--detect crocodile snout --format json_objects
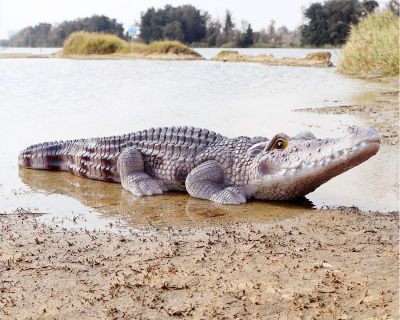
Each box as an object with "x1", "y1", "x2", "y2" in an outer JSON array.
[{"x1": 348, "y1": 126, "x2": 381, "y2": 144}]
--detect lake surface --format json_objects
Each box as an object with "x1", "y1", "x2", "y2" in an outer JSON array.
[{"x1": 0, "y1": 48, "x2": 398, "y2": 228}]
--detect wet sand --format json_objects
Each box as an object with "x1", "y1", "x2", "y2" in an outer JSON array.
[
  {"x1": 1, "y1": 209, "x2": 398, "y2": 320},
  {"x1": 211, "y1": 50, "x2": 333, "y2": 67}
]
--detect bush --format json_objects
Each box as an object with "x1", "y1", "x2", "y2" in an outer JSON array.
[
  {"x1": 63, "y1": 32, "x2": 126, "y2": 55},
  {"x1": 338, "y1": 11, "x2": 399, "y2": 77},
  {"x1": 63, "y1": 32, "x2": 200, "y2": 57},
  {"x1": 145, "y1": 41, "x2": 200, "y2": 56}
]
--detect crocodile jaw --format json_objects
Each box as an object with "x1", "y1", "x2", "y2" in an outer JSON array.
[{"x1": 248, "y1": 127, "x2": 381, "y2": 201}]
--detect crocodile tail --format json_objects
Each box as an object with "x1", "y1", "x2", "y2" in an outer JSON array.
[{"x1": 18, "y1": 141, "x2": 65, "y2": 170}]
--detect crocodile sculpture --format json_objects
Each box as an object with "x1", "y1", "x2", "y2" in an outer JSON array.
[{"x1": 18, "y1": 126, "x2": 380, "y2": 205}]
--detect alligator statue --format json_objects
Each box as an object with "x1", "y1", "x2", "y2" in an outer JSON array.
[{"x1": 18, "y1": 126, "x2": 380, "y2": 205}]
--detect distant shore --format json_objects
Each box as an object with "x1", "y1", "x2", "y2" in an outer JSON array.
[
  {"x1": 211, "y1": 50, "x2": 334, "y2": 67},
  {"x1": 0, "y1": 51, "x2": 203, "y2": 61}
]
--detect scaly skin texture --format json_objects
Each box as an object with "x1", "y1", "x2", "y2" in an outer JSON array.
[{"x1": 19, "y1": 126, "x2": 381, "y2": 205}]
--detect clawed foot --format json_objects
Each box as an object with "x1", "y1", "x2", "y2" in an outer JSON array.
[
  {"x1": 122, "y1": 175, "x2": 163, "y2": 196},
  {"x1": 210, "y1": 186, "x2": 247, "y2": 205}
]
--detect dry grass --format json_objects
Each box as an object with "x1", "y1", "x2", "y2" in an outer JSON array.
[
  {"x1": 338, "y1": 11, "x2": 399, "y2": 77},
  {"x1": 63, "y1": 32, "x2": 201, "y2": 58},
  {"x1": 63, "y1": 32, "x2": 126, "y2": 55}
]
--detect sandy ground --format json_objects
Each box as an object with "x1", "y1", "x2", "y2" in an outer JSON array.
[
  {"x1": 211, "y1": 51, "x2": 333, "y2": 67},
  {"x1": 0, "y1": 209, "x2": 398, "y2": 320}
]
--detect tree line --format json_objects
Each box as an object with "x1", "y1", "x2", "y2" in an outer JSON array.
[
  {"x1": 139, "y1": 5, "x2": 300, "y2": 47},
  {"x1": 2, "y1": 15, "x2": 124, "y2": 47},
  {"x1": 1, "y1": 0, "x2": 398, "y2": 48}
]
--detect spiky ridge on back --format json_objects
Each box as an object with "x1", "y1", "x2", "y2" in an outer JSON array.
[{"x1": 19, "y1": 126, "x2": 224, "y2": 183}]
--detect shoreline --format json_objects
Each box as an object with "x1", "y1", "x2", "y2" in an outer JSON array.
[
  {"x1": 211, "y1": 50, "x2": 334, "y2": 68},
  {"x1": 0, "y1": 52, "x2": 204, "y2": 61},
  {"x1": 1, "y1": 209, "x2": 398, "y2": 319}
]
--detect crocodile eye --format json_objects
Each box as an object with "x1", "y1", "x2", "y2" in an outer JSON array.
[{"x1": 273, "y1": 138, "x2": 287, "y2": 150}]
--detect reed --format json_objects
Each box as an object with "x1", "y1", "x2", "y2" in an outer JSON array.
[
  {"x1": 63, "y1": 32, "x2": 200, "y2": 58},
  {"x1": 338, "y1": 11, "x2": 399, "y2": 77},
  {"x1": 63, "y1": 32, "x2": 126, "y2": 55}
]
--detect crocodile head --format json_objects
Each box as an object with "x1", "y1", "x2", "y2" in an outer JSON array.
[{"x1": 248, "y1": 126, "x2": 381, "y2": 200}]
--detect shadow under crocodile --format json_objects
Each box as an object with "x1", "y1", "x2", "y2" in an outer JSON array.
[{"x1": 18, "y1": 168, "x2": 314, "y2": 227}]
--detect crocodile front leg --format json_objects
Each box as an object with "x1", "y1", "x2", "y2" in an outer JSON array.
[
  {"x1": 117, "y1": 147, "x2": 163, "y2": 196},
  {"x1": 185, "y1": 160, "x2": 247, "y2": 205}
]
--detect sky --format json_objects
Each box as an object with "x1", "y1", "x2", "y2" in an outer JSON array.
[{"x1": 0, "y1": 0, "x2": 389, "y2": 39}]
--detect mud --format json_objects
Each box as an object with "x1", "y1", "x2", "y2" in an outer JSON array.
[
  {"x1": 58, "y1": 52, "x2": 204, "y2": 61},
  {"x1": 211, "y1": 50, "x2": 333, "y2": 67},
  {"x1": 0, "y1": 209, "x2": 398, "y2": 320}
]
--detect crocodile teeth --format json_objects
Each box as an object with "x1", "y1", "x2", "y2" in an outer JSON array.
[{"x1": 280, "y1": 169, "x2": 288, "y2": 176}]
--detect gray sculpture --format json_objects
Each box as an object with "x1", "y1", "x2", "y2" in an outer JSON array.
[{"x1": 19, "y1": 126, "x2": 380, "y2": 205}]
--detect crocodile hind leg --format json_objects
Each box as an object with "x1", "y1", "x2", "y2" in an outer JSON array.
[
  {"x1": 117, "y1": 147, "x2": 163, "y2": 196},
  {"x1": 185, "y1": 160, "x2": 247, "y2": 205}
]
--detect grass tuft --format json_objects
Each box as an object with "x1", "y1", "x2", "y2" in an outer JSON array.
[
  {"x1": 338, "y1": 11, "x2": 399, "y2": 77},
  {"x1": 63, "y1": 32, "x2": 126, "y2": 55},
  {"x1": 145, "y1": 41, "x2": 201, "y2": 56},
  {"x1": 63, "y1": 32, "x2": 200, "y2": 58}
]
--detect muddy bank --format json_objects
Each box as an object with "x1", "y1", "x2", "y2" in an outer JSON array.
[
  {"x1": 1, "y1": 209, "x2": 398, "y2": 320},
  {"x1": 58, "y1": 52, "x2": 203, "y2": 61},
  {"x1": 0, "y1": 52, "x2": 203, "y2": 61},
  {"x1": 211, "y1": 50, "x2": 333, "y2": 67}
]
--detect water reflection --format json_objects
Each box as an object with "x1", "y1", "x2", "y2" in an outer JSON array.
[
  {"x1": 1, "y1": 51, "x2": 397, "y2": 226},
  {"x1": 19, "y1": 168, "x2": 313, "y2": 227}
]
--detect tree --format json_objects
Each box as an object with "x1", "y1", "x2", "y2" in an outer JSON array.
[
  {"x1": 8, "y1": 15, "x2": 124, "y2": 47},
  {"x1": 387, "y1": 0, "x2": 399, "y2": 15},
  {"x1": 301, "y1": 2, "x2": 330, "y2": 46},
  {"x1": 362, "y1": 0, "x2": 379, "y2": 14},
  {"x1": 163, "y1": 21, "x2": 184, "y2": 41},
  {"x1": 236, "y1": 24, "x2": 254, "y2": 47},
  {"x1": 139, "y1": 5, "x2": 207, "y2": 44},
  {"x1": 223, "y1": 10, "x2": 235, "y2": 42},
  {"x1": 267, "y1": 20, "x2": 278, "y2": 43},
  {"x1": 205, "y1": 19, "x2": 222, "y2": 47},
  {"x1": 301, "y1": 0, "x2": 375, "y2": 46},
  {"x1": 324, "y1": 0, "x2": 363, "y2": 45}
]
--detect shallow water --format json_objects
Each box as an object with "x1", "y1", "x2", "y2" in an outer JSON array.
[{"x1": 0, "y1": 48, "x2": 398, "y2": 228}]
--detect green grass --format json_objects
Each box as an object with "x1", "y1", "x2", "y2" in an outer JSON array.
[
  {"x1": 63, "y1": 32, "x2": 200, "y2": 57},
  {"x1": 216, "y1": 50, "x2": 239, "y2": 56},
  {"x1": 145, "y1": 41, "x2": 200, "y2": 56},
  {"x1": 338, "y1": 11, "x2": 399, "y2": 77}
]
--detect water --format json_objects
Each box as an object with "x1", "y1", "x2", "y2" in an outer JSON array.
[
  {"x1": 0, "y1": 48, "x2": 398, "y2": 229},
  {"x1": 0, "y1": 47, "x2": 60, "y2": 55}
]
